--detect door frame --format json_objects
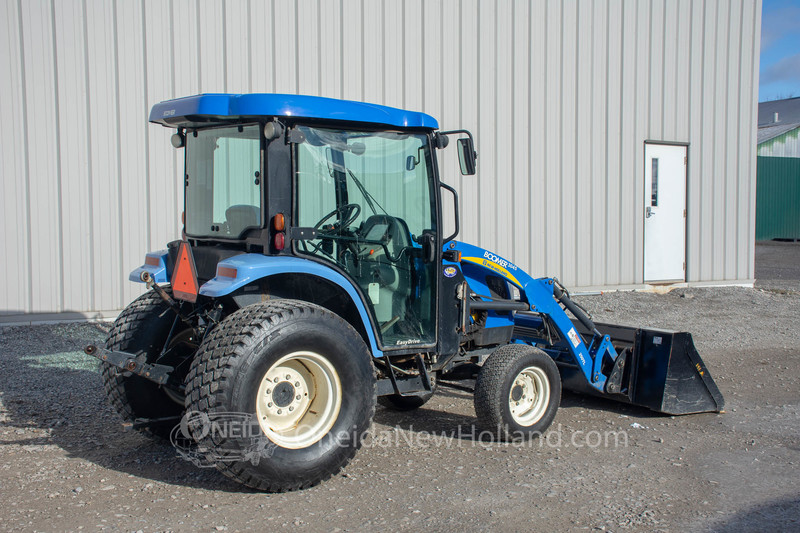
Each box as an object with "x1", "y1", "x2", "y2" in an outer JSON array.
[{"x1": 642, "y1": 140, "x2": 690, "y2": 283}]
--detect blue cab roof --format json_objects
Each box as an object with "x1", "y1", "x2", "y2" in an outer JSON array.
[{"x1": 149, "y1": 93, "x2": 439, "y2": 130}]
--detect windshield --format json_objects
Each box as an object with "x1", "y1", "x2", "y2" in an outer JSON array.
[
  {"x1": 295, "y1": 127, "x2": 435, "y2": 236},
  {"x1": 185, "y1": 124, "x2": 262, "y2": 239}
]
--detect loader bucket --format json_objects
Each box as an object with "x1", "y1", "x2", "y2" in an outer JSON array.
[{"x1": 562, "y1": 322, "x2": 725, "y2": 415}]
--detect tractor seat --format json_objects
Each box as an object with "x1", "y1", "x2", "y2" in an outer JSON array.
[
  {"x1": 225, "y1": 204, "x2": 260, "y2": 234},
  {"x1": 360, "y1": 214, "x2": 411, "y2": 255}
]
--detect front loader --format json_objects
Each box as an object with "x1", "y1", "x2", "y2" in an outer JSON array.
[{"x1": 85, "y1": 93, "x2": 723, "y2": 492}]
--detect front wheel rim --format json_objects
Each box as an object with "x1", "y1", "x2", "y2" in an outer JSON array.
[
  {"x1": 508, "y1": 365, "x2": 550, "y2": 426},
  {"x1": 255, "y1": 351, "x2": 342, "y2": 449}
]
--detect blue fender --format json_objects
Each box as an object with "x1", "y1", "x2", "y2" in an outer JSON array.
[
  {"x1": 129, "y1": 251, "x2": 170, "y2": 283},
  {"x1": 199, "y1": 254, "x2": 383, "y2": 357}
]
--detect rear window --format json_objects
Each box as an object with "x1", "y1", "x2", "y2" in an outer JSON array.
[{"x1": 185, "y1": 125, "x2": 262, "y2": 238}]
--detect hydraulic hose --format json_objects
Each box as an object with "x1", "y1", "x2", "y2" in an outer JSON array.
[{"x1": 552, "y1": 281, "x2": 602, "y2": 339}]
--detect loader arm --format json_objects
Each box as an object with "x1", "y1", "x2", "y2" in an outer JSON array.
[
  {"x1": 449, "y1": 241, "x2": 723, "y2": 414},
  {"x1": 450, "y1": 241, "x2": 616, "y2": 393}
]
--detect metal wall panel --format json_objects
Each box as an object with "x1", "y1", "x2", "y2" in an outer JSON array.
[
  {"x1": 755, "y1": 156, "x2": 800, "y2": 240},
  {"x1": 0, "y1": 0, "x2": 28, "y2": 315},
  {"x1": 758, "y1": 128, "x2": 800, "y2": 158},
  {"x1": 0, "y1": 0, "x2": 761, "y2": 322},
  {"x1": 20, "y1": 0, "x2": 61, "y2": 313}
]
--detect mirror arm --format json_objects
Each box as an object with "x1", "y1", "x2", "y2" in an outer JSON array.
[
  {"x1": 439, "y1": 129, "x2": 477, "y2": 175},
  {"x1": 439, "y1": 129, "x2": 474, "y2": 141}
]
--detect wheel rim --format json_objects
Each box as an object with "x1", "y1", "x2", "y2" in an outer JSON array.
[
  {"x1": 508, "y1": 365, "x2": 550, "y2": 426},
  {"x1": 255, "y1": 351, "x2": 342, "y2": 449}
]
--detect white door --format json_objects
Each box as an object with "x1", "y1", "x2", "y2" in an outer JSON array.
[{"x1": 644, "y1": 143, "x2": 687, "y2": 282}]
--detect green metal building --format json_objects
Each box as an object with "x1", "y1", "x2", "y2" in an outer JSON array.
[{"x1": 756, "y1": 98, "x2": 800, "y2": 241}]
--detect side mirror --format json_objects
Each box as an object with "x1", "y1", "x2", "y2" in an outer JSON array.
[
  {"x1": 457, "y1": 138, "x2": 477, "y2": 175},
  {"x1": 406, "y1": 146, "x2": 425, "y2": 171}
]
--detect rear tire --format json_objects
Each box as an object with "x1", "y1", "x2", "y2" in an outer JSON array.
[
  {"x1": 101, "y1": 287, "x2": 195, "y2": 440},
  {"x1": 184, "y1": 300, "x2": 376, "y2": 492},
  {"x1": 474, "y1": 344, "x2": 561, "y2": 441}
]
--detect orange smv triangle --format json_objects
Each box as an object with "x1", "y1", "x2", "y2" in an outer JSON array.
[{"x1": 171, "y1": 241, "x2": 199, "y2": 303}]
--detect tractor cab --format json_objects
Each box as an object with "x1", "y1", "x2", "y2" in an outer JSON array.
[{"x1": 149, "y1": 93, "x2": 476, "y2": 352}]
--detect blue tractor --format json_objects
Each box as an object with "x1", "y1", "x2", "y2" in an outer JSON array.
[{"x1": 85, "y1": 94, "x2": 723, "y2": 492}]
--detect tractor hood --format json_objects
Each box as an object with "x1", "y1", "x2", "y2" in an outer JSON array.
[{"x1": 149, "y1": 93, "x2": 439, "y2": 130}]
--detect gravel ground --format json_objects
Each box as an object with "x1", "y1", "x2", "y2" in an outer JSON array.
[
  {"x1": 755, "y1": 240, "x2": 800, "y2": 292},
  {"x1": 1, "y1": 243, "x2": 798, "y2": 532}
]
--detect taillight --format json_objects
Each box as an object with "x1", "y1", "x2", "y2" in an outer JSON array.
[
  {"x1": 274, "y1": 232, "x2": 285, "y2": 250},
  {"x1": 272, "y1": 213, "x2": 286, "y2": 250}
]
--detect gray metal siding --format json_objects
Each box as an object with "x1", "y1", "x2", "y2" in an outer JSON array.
[{"x1": 0, "y1": 0, "x2": 761, "y2": 321}]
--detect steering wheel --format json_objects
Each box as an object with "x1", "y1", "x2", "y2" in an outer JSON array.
[{"x1": 314, "y1": 203, "x2": 361, "y2": 232}]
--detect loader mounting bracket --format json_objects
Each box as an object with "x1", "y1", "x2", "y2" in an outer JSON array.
[{"x1": 604, "y1": 349, "x2": 628, "y2": 395}]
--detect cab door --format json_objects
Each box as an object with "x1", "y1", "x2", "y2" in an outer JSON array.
[{"x1": 294, "y1": 125, "x2": 439, "y2": 350}]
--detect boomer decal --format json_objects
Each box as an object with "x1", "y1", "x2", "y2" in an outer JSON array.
[{"x1": 461, "y1": 251, "x2": 522, "y2": 287}]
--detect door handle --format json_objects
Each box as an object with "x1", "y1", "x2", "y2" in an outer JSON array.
[
  {"x1": 418, "y1": 231, "x2": 437, "y2": 263},
  {"x1": 645, "y1": 206, "x2": 655, "y2": 218}
]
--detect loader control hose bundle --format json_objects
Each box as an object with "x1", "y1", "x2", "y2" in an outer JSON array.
[{"x1": 551, "y1": 279, "x2": 602, "y2": 340}]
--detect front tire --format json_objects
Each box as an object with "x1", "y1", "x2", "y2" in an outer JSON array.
[
  {"x1": 184, "y1": 300, "x2": 376, "y2": 492},
  {"x1": 474, "y1": 345, "x2": 561, "y2": 441}
]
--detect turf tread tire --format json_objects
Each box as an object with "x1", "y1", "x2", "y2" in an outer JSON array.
[
  {"x1": 184, "y1": 300, "x2": 376, "y2": 492},
  {"x1": 474, "y1": 344, "x2": 561, "y2": 441},
  {"x1": 101, "y1": 287, "x2": 185, "y2": 440}
]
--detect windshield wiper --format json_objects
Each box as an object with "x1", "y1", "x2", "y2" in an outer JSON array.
[{"x1": 346, "y1": 169, "x2": 387, "y2": 216}]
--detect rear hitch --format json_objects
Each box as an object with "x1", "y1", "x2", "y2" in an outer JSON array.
[
  {"x1": 85, "y1": 344, "x2": 175, "y2": 386},
  {"x1": 122, "y1": 415, "x2": 183, "y2": 430}
]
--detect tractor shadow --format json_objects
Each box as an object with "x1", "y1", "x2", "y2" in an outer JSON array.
[
  {"x1": 0, "y1": 323, "x2": 251, "y2": 493},
  {"x1": 373, "y1": 388, "x2": 480, "y2": 441},
  {"x1": 373, "y1": 379, "x2": 662, "y2": 443},
  {"x1": 708, "y1": 496, "x2": 800, "y2": 532},
  {"x1": 558, "y1": 389, "x2": 663, "y2": 418}
]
